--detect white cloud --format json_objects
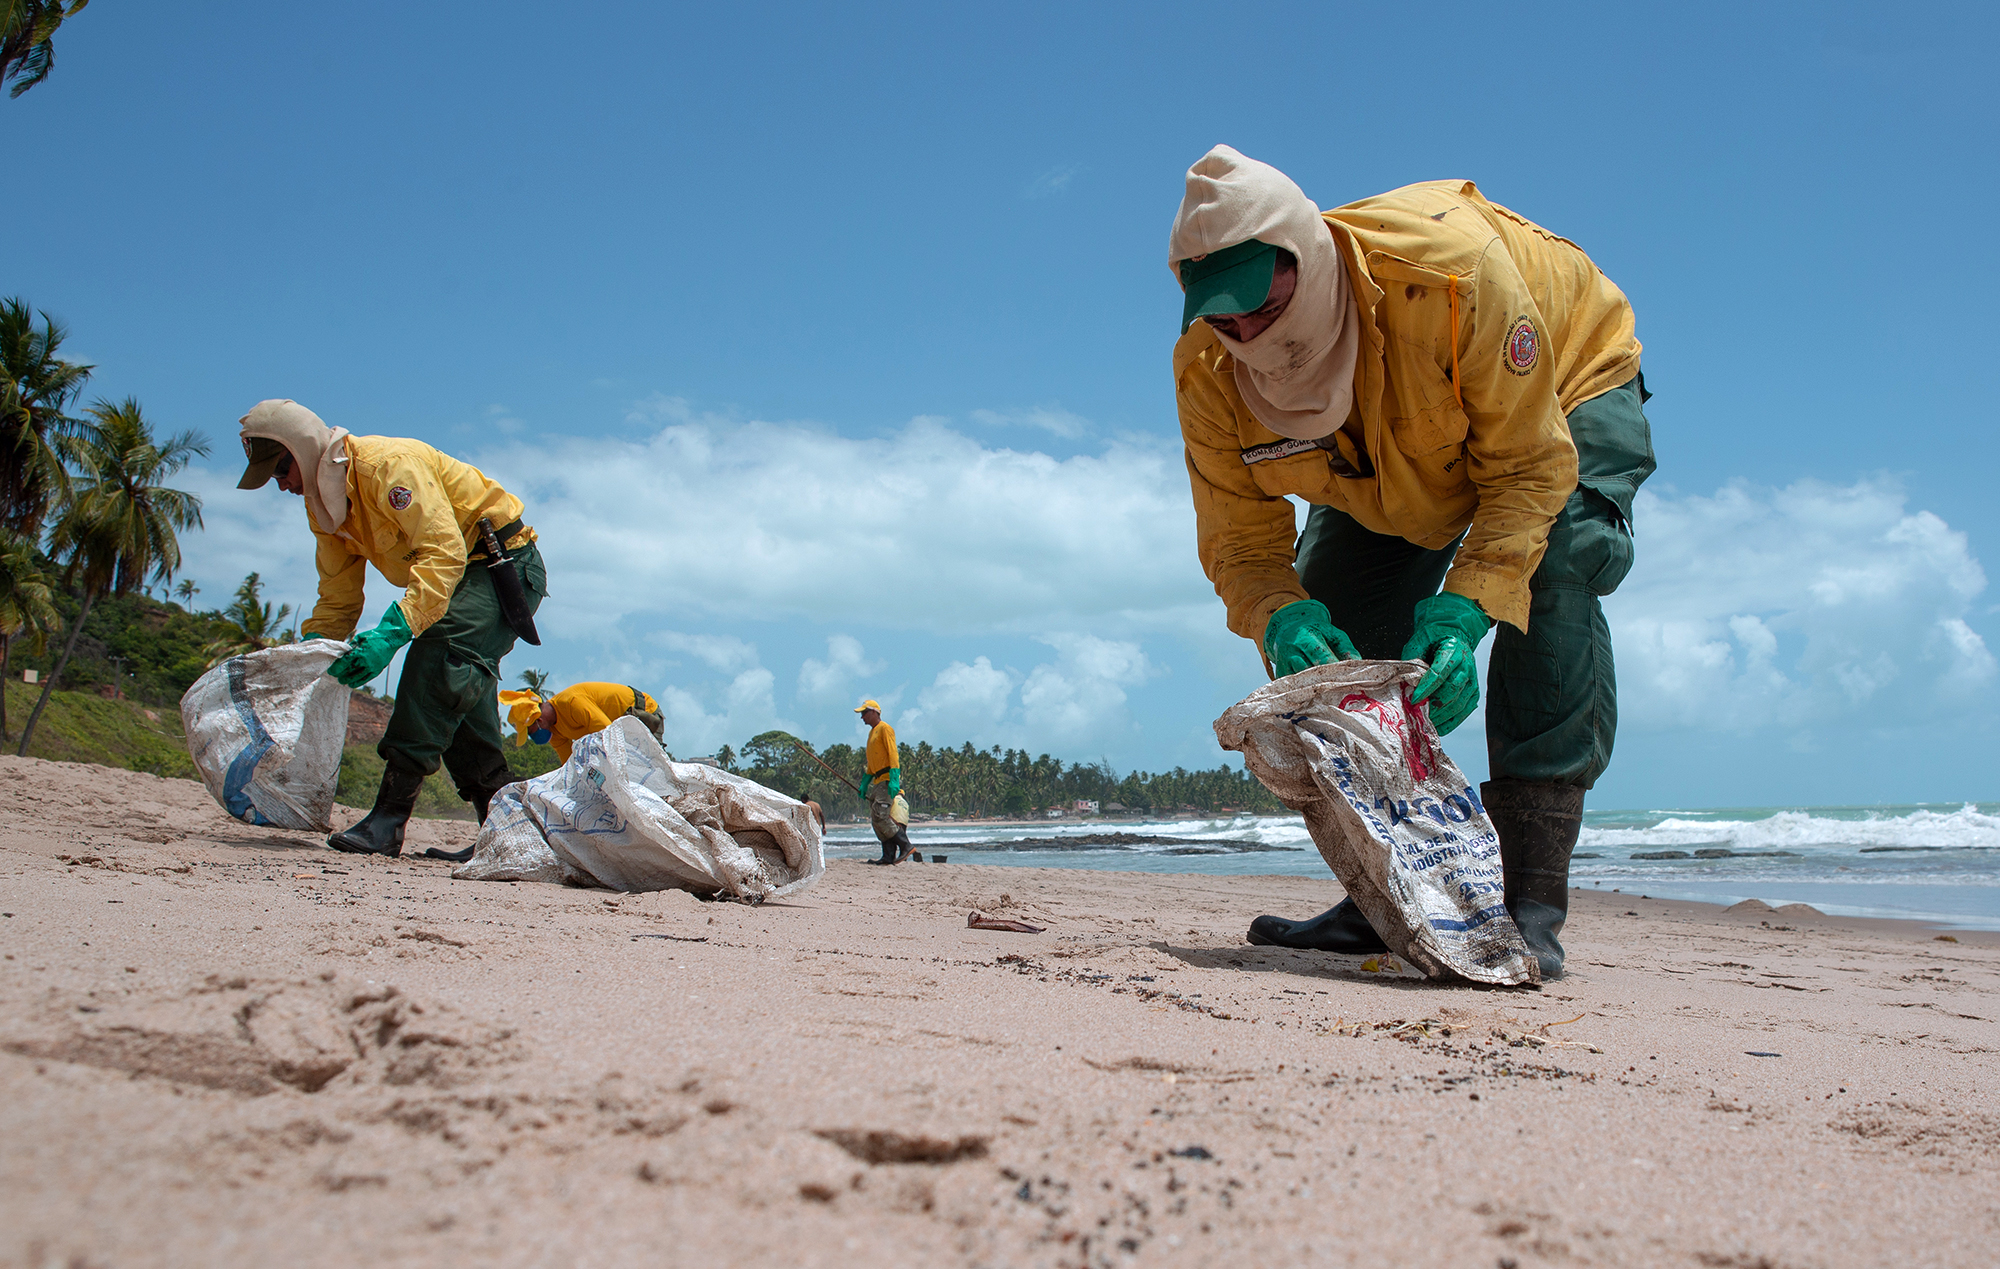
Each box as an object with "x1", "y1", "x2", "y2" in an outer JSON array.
[
  {"x1": 1025, "y1": 162, "x2": 1082, "y2": 198},
  {"x1": 968, "y1": 406, "x2": 1089, "y2": 439},
  {"x1": 906, "y1": 655, "x2": 1015, "y2": 736},
  {"x1": 1607, "y1": 478, "x2": 1993, "y2": 731},
  {"x1": 654, "y1": 665, "x2": 787, "y2": 760},
  {"x1": 477, "y1": 404, "x2": 1206, "y2": 641},
  {"x1": 797, "y1": 634, "x2": 884, "y2": 705},
  {"x1": 898, "y1": 634, "x2": 1159, "y2": 755},
  {"x1": 651, "y1": 629, "x2": 760, "y2": 674}
]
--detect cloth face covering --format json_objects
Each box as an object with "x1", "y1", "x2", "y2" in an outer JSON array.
[
  {"x1": 1169, "y1": 145, "x2": 1361, "y2": 441},
  {"x1": 240, "y1": 399, "x2": 352, "y2": 534}
]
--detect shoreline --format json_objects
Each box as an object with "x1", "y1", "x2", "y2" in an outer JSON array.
[{"x1": 815, "y1": 838, "x2": 2000, "y2": 939}]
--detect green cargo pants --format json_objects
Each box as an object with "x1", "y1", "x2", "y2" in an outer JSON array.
[
  {"x1": 1294, "y1": 375, "x2": 1655, "y2": 789},
  {"x1": 379, "y1": 540, "x2": 547, "y2": 801}
]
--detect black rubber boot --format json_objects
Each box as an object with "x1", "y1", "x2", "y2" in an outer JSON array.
[
  {"x1": 864, "y1": 837, "x2": 898, "y2": 865},
  {"x1": 329, "y1": 765, "x2": 425, "y2": 858},
  {"x1": 1484, "y1": 778, "x2": 1586, "y2": 980},
  {"x1": 423, "y1": 781, "x2": 510, "y2": 863},
  {"x1": 1245, "y1": 897, "x2": 1389, "y2": 954},
  {"x1": 891, "y1": 828, "x2": 914, "y2": 864}
]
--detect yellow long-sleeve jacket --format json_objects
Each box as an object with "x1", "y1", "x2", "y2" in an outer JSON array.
[
  {"x1": 1175, "y1": 180, "x2": 1640, "y2": 644},
  {"x1": 299, "y1": 436, "x2": 534, "y2": 640},
  {"x1": 544, "y1": 683, "x2": 659, "y2": 762},
  {"x1": 865, "y1": 721, "x2": 899, "y2": 777}
]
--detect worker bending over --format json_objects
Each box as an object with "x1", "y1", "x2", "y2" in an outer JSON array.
[
  {"x1": 854, "y1": 699, "x2": 912, "y2": 865},
  {"x1": 1169, "y1": 148, "x2": 1655, "y2": 978},
  {"x1": 237, "y1": 399, "x2": 546, "y2": 863},
  {"x1": 503, "y1": 682, "x2": 666, "y2": 761}
]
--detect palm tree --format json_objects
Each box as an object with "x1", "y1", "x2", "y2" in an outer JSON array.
[
  {"x1": 174, "y1": 577, "x2": 198, "y2": 607},
  {"x1": 0, "y1": 297, "x2": 92, "y2": 537},
  {"x1": 0, "y1": 528, "x2": 58, "y2": 742},
  {"x1": 202, "y1": 572, "x2": 294, "y2": 664},
  {"x1": 17, "y1": 397, "x2": 206, "y2": 754},
  {"x1": 1, "y1": 0, "x2": 89, "y2": 97},
  {"x1": 517, "y1": 667, "x2": 552, "y2": 698}
]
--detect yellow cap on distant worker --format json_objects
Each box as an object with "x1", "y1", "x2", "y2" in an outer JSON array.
[
  {"x1": 853, "y1": 699, "x2": 882, "y2": 713},
  {"x1": 499, "y1": 689, "x2": 543, "y2": 747}
]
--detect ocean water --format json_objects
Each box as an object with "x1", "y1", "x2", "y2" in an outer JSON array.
[{"x1": 824, "y1": 802, "x2": 2000, "y2": 930}]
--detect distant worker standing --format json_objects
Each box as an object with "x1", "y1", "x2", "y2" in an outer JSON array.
[
  {"x1": 502, "y1": 682, "x2": 666, "y2": 761},
  {"x1": 854, "y1": 699, "x2": 912, "y2": 865},
  {"x1": 237, "y1": 400, "x2": 546, "y2": 862},
  {"x1": 1169, "y1": 148, "x2": 1655, "y2": 978}
]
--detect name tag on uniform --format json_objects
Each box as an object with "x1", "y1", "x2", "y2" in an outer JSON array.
[
  {"x1": 1239, "y1": 437, "x2": 1325, "y2": 465},
  {"x1": 1240, "y1": 434, "x2": 1375, "y2": 479}
]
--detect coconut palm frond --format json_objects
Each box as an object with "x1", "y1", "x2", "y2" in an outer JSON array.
[
  {"x1": 1, "y1": 0, "x2": 89, "y2": 97},
  {"x1": 0, "y1": 297, "x2": 92, "y2": 535}
]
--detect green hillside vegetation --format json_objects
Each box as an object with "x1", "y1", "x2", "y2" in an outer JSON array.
[
  {"x1": 2, "y1": 676, "x2": 195, "y2": 777},
  {"x1": 7, "y1": 581, "x2": 247, "y2": 706}
]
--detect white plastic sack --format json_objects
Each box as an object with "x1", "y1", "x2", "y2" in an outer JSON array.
[
  {"x1": 181, "y1": 642, "x2": 352, "y2": 832},
  {"x1": 1215, "y1": 660, "x2": 1538, "y2": 986},
  {"x1": 456, "y1": 716, "x2": 824, "y2": 900}
]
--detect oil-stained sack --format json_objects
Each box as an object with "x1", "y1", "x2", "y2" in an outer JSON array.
[
  {"x1": 455, "y1": 716, "x2": 824, "y2": 901},
  {"x1": 1214, "y1": 660, "x2": 1537, "y2": 986},
  {"x1": 181, "y1": 642, "x2": 351, "y2": 831}
]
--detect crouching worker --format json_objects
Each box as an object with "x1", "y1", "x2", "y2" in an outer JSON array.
[
  {"x1": 1168, "y1": 149, "x2": 1655, "y2": 978},
  {"x1": 854, "y1": 699, "x2": 912, "y2": 865},
  {"x1": 237, "y1": 399, "x2": 546, "y2": 863},
  {"x1": 501, "y1": 682, "x2": 665, "y2": 760}
]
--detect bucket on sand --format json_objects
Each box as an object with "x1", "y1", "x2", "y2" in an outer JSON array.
[{"x1": 933, "y1": 854, "x2": 948, "y2": 864}]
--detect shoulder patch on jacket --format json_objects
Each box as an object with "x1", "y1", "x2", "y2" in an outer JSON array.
[
  {"x1": 1504, "y1": 317, "x2": 1540, "y2": 376},
  {"x1": 387, "y1": 485, "x2": 413, "y2": 511}
]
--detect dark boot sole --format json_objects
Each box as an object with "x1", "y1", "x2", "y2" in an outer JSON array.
[
  {"x1": 1245, "y1": 913, "x2": 1388, "y2": 955},
  {"x1": 327, "y1": 833, "x2": 403, "y2": 858},
  {"x1": 422, "y1": 846, "x2": 474, "y2": 863}
]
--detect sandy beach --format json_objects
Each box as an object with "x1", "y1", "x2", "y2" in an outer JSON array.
[{"x1": 3, "y1": 752, "x2": 1997, "y2": 1268}]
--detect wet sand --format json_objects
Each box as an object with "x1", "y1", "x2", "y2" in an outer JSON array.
[{"x1": 2, "y1": 752, "x2": 1996, "y2": 1267}]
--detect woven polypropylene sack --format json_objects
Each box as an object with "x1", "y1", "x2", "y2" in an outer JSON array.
[
  {"x1": 455, "y1": 717, "x2": 824, "y2": 900},
  {"x1": 1214, "y1": 660, "x2": 1538, "y2": 986},
  {"x1": 181, "y1": 642, "x2": 351, "y2": 832}
]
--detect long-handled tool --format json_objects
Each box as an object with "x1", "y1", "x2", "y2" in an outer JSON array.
[{"x1": 786, "y1": 735, "x2": 866, "y2": 795}]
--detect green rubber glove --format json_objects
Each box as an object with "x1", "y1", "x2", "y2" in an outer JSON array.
[
  {"x1": 856, "y1": 773, "x2": 872, "y2": 801},
  {"x1": 1401, "y1": 591, "x2": 1492, "y2": 736},
  {"x1": 327, "y1": 604, "x2": 413, "y2": 689},
  {"x1": 1262, "y1": 599, "x2": 1361, "y2": 677},
  {"x1": 887, "y1": 769, "x2": 901, "y2": 799}
]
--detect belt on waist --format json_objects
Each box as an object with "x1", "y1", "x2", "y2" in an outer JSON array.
[{"x1": 470, "y1": 518, "x2": 528, "y2": 562}]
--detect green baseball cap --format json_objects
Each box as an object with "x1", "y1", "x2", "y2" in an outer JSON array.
[{"x1": 1178, "y1": 238, "x2": 1279, "y2": 334}]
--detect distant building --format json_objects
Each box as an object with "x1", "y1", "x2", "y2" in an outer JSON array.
[{"x1": 1074, "y1": 799, "x2": 1099, "y2": 814}]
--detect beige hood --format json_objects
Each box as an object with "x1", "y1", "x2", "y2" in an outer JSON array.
[
  {"x1": 1170, "y1": 145, "x2": 1360, "y2": 441},
  {"x1": 238, "y1": 399, "x2": 352, "y2": 534}
]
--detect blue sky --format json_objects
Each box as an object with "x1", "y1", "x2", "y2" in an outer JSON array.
[{"x1": 11, "y1": 1, "x2": 1996, "y2": 808}]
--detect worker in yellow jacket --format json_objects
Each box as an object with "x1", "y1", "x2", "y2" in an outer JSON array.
[
  {"x1": 236, "y1": 399, "x2": 546, "y2": 862},
  {"x1": 1170, "y1": 147, "x2": 1656, "y2": 978},
  {"x1": 854, "y1": 699, "x2": 911, "y2": 865},
  {"x1": 501, "y1": 683, "x2": 665, "y2": 762}
]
